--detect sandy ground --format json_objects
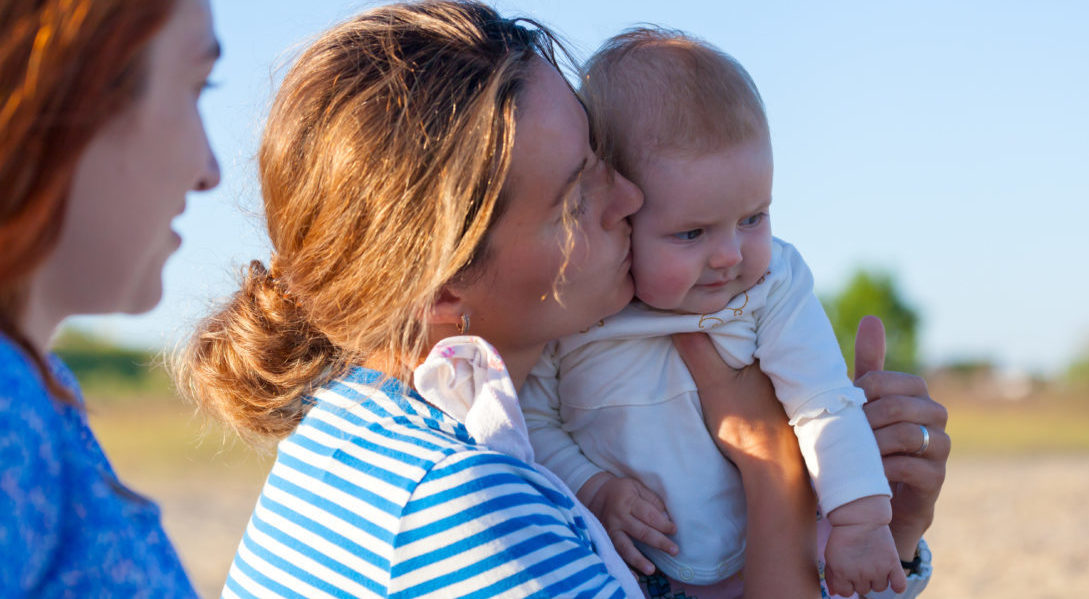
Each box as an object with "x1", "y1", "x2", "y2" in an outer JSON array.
[
  {"x1": 134, "y1": 453, "x2": 1089, "y2": 598},
  {"x1": 145, "y1": 470, "x2": 266, "y2": 597},
  {"x1": 923, "y1": 454, "x2": 1089, "y2": 598}
]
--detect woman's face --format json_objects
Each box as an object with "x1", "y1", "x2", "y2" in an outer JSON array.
[
  {"x1": 31, "y1": 0, "x2": 220, "y2": 322},
  {"x1": 456, "y1": 59, "x2": 643, "y2": 359}
]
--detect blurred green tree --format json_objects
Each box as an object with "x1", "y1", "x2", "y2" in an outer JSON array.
[
  {"x1": 52, "y1": 327, "x2": 171, "y2": 399},
  {"x1": 1066, "y1": 340, "x2": 1089, "y2": 386},
  {"x1": 822, "y1": 269, "x2": 920, "y2": 376}
]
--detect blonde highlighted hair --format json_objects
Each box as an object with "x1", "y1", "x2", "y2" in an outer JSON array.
[
  {"x1": 176, "y1": 0, "x2": 569, "y2": 443},
  {"x1": 581, "y1": 27, "x2": 769, "y2": 177}
]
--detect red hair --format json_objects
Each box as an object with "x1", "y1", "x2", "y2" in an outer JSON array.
[{"x1": 0, "y1": 0, "x2": 175, "y2": 396}]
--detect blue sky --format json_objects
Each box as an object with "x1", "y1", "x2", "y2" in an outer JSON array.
[{"x1": 71, "y1": 0, "x2": 1089, "y2": 375}]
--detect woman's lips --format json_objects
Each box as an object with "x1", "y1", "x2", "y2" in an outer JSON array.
[{"x1": 618, "y1": 242, "x2": 632, "y2": 270}]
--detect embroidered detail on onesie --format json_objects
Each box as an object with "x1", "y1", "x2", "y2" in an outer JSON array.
[
  {"x1": 699, "y1": 290, "x2": 749, "y2": 329},
  {"x1": 698, "y1": 313, "x2": 727, "y2": 329},
  {"x1": 697, "y1": 270, "x2": 771, "y2": 329},
  {"x1": 578, "y1": 319, "x2": 605, "y2": 334}
]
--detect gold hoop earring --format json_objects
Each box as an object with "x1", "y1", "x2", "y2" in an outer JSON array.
[{"x1": 456, "y1": 313, "x2": 470, "y2": 334}]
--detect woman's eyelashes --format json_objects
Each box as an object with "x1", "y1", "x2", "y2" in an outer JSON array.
[
  {"x1": 566, "y1": 159, "x2": 607, "y2": 219},
  {"x1": 566, "y1": 188, "x2": 588, "y2": 218}
]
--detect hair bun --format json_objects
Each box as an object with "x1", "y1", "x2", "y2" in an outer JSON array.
[{"x1": 173, "y1": 259, "x2": 342, "y2": 444}]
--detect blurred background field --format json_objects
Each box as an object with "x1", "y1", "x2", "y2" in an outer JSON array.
[{"x1": 67, "y1": 327, "x2": 1089, "y2": 598}]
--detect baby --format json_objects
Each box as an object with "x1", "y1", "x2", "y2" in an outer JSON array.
[{"x1": 522, "y1": 28, "x2": 905, "y2": 597}]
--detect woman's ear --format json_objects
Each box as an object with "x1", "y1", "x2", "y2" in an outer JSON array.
[{"x1": 428, "y1": 285, "x2": 465, "y2": 328}]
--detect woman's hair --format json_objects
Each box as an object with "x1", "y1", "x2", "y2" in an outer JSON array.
[
  {"x1": 581, "y1": 27, "x2": 769, "y2": 178},
  {"x1": 0, "y1": 0, "x2": 176, "y2": 398},
  {"x1": 177, "y1": 0, "x2": 568, "y2": 442}
]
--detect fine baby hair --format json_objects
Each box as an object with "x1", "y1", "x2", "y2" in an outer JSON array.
[
  {"x1": 580, "y1": 27, "x2": 769, "y2": 177},
  {"x1": 524, "y1": 23, "x2": 908, "y2": 596}
]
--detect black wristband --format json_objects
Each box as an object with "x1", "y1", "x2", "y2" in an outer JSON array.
[{"x1": 900, "y1": 552, "x2": 922, "y2": 574}]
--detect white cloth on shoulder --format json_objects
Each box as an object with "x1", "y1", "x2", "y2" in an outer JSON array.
[{"x1": 413, "y1": 335, "x2": 642, "y2": 598}]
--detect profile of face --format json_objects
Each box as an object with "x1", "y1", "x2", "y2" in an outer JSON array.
[
  {"x1": 453, "y1": 59, "x2": 643, "y2": 355},
  {"x1": 628, "y1": 139, "x2": 774, "y2": 314},
  {"x1": 33, "y1": 0, "x2": 220, "y2": 319}
]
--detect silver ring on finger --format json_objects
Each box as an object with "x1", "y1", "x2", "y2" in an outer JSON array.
[{"x1": 911, "y1": 424, "x2": 930, "y2": 456}]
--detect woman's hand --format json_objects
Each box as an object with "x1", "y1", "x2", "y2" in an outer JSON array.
[
  {"x1": 672, "y1": 332, "x2": 820, "y2": 599},
  {"x1": 853, "y1": 315, "x2": 950, "y2": 561},
  {"x1": 672, "y1": 333, "x2": 798, "y2": 468}
]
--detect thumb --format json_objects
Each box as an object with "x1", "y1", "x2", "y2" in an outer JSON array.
[{"x1": 854, "y1": 315, "x2": 886, "y2": 381}]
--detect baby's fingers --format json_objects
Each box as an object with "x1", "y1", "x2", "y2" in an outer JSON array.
[
  {"x1": 608, "y1": 529, "x2": 656, "y2": 576},
  {"x1": 632, "y1": 487, "x2": 676, "y2": 535},
  {"x1": 889, "y1": 561, "x2": 908, "y2": 593},
  {"x1": 634, "y1": 482, "x2": 669, "y2": 512},
  {"x1": 823, "y1": 564, "x2": 855, "y2": 598},
  {"x1": 628, "y1": 506, "x2": 678, "y2": 555},
  {"x1": 855, "y1": 561, "x2": 906, "y2": 596}
]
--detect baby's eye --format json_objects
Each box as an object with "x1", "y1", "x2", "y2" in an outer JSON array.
[
  {"x1": 739, "y1": 213, "x2": 766, "y2": 227},
  {"x1": 672, "y1": 229, "x2": 703, "y2": 241}
]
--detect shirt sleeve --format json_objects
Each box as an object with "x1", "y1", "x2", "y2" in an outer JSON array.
[
  {"x1": 521, "y1": 348, "x2": 604, "y2": 498},
  {"x1": 388, "y1": 450, "x2": 625, "y2": 599},
  {"x1": 755, "y1": 242, "x2": 890, "y2": 511},
  {"x1": 793, "y1": 407, "x2": 891, "y2": 512},
  {"x1": 0, "y1": 374, "x2": 64, "y2": 596}
]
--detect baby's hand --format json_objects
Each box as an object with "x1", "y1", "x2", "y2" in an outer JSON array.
[
  {"x1": 824, "y1": 496, "x2": 906, "y2": 597},
  {"x1": 578, "y1": 472, "x2": 678, "y2": 575}
]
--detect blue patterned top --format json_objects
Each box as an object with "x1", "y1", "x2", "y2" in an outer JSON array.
[{"x1": 0, "y1": 334, "x2": 196, "y2": 598}]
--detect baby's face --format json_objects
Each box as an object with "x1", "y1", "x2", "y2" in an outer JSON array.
[{"x1": 628, "y1": 139, "x2": 773, "y2": 314}]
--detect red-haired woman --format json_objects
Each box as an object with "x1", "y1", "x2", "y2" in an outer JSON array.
[{"x1": 0, "y1": 0, "x2": 220, "y2": 595}]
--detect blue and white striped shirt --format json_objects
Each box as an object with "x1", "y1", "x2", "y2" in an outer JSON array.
[{"x1": 223, "y1": 367, "x2": 626, "y2": 599}]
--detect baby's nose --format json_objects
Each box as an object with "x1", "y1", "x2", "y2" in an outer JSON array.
[{"x1": 709, "y1": 239, "x2": 742, "y2": 269}]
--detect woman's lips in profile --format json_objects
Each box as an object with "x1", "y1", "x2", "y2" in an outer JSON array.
[{"x1": 170, "y1": 205, "x2": 186, "y2": 247}]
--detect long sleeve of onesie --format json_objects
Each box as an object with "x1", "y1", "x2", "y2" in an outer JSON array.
[
  {"x1": 522, "y1": 344, "x2": 605, "y2": 498},
  {"x1": 747, "y1": 242, "x2": 890, "y2": 512}
]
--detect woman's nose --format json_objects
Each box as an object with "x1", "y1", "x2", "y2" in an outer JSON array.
[
  {"x1": 195, "y1": 153, "x2": 221, "y2": 191},
  {"x1": 193, "y1": 130, "x2": 221, "y2": 192},
  {"x1": 601, "y1": 170, "x2": 643, "y2": 229}
]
